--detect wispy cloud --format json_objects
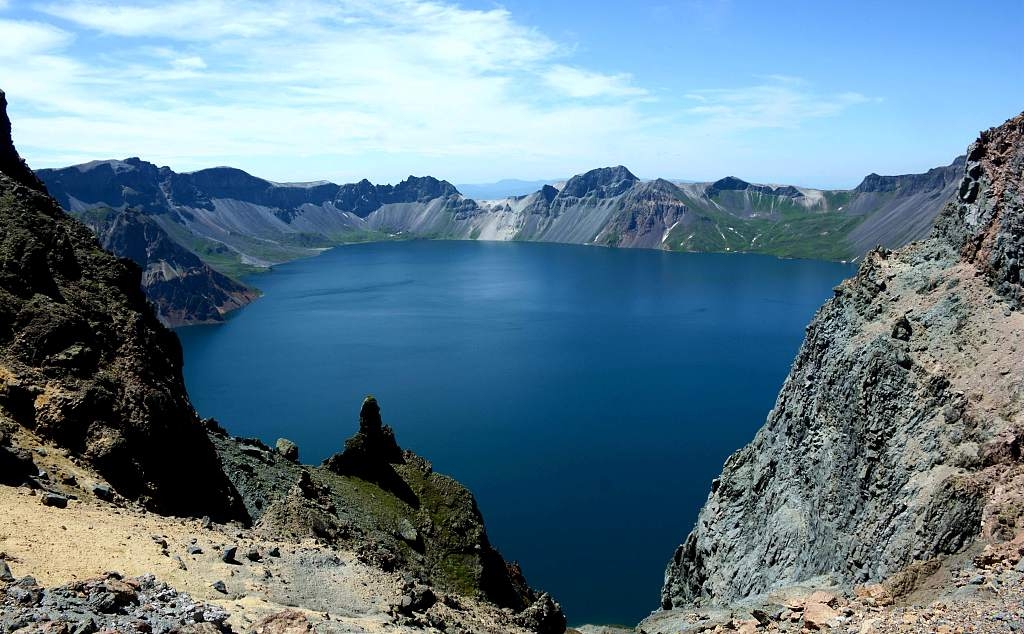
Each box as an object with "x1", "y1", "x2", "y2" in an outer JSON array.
[
  {"x1": 683, "y1": 77, "x2": 874, "y2": 131},
  {"x1": 2, "y1": 0, "x2": 877, "y2": 183},
  {"x1": 543, "y1": 65, "x2": 647, "y2": 99},
  {"x1": 0, "y1": 18, "x2": 72, "y2": 56}
]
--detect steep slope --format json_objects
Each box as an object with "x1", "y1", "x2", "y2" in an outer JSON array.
[
  {"x1": 73, "y1": 207, "x2": 258, "y2": 327},
  {"x1": 0, "y1": 90, "x2": 244, "y2": 518},
  {"x1": 846, "y1": 156, "x2": 966, "y2": 255},
  {"x1": 659, "y1": 113, "x2": 1024, "y2": 612}
]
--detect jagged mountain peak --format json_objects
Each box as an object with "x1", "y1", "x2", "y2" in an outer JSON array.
[
  {"x1": 707, "y1": 175, "x2": 750, "y2": 192},
  {"x1": 705, "y1": 176, "x2": 804, "y2": 199},
  {"x1": 558, "y1": 165, "x2": 638, "y2": 199},
  {"x1": 391, "y1": 174, "x2": 460, "y2": 200}
]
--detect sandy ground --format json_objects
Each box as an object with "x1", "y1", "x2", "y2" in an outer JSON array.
[
  {"x1": 0, "y1": 429, "x2": 541, "y2": 634},
  {"x1": 0, "y1": 482, "x2": 403, "y2": 632}
]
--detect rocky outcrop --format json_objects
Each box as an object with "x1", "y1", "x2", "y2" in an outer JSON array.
[
  {"x1": 0, "y1": 90, "x2": 244, "y2": 519},
  {"x1": 209, "y1": 397, "x2": 564, "y2": 631},
  {"x1": 935, "y1": 116, "x2": 1024, "y2": 306},
  {"x1": 323, "y1": 396, "x2": 404, "y2": 476},
  {"x1": 660, "y1": 113, "x2": 1024, "y2": 610},
  {"x1": 73, "y1": 206, "x2": 258, "y2": 326},
  {"x1": 556, "y1": 166, "x2": 638, "y2": 200},
  {"x1": 0, "y1": 92, "x2": 45, "y2": 193}
]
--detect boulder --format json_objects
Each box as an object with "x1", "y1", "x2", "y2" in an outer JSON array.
[
  {"x1": 806, "y1": 590, "x2": 841, "y2": 608},
  {"x1": 221, "y1": 546, "x2": 238, "y2": 564},
  {"x1": 275, "y1": 438, "x2": 299, "y2": 462},
  {"x1": 397, "y1": 518, "x2": 419, "y2": 542},
  {"x1": 0, "y1": 559, "x2": 14, "y2": 583},
  {"x1": 512, "y1": 593, "x2": 566, "y2": 634},
  {"x1": 253, "y1": 610, "x2": 312, "y2": 634},
  {"x1": 41, "y1": 493, "x2": 68, "y2": 508},
  {"x1": 803, "y1": 602, "x2": 840, "y2": 630},
  {"x1": 854, "y1": 584, "x2": 893, "y2": 606},
  {"x1": 91, "y1": 483, "x2": 113, "y2": 501},
  {"x1": 0, "y1": 445, "x2": 35, "y2": 486}
]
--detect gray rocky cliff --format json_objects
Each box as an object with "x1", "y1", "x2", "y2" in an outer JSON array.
[{"x1": 660, "y1": 112, "x2": 1024, "y2": 610}]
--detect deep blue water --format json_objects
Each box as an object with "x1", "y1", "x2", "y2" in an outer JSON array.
[{"x1": 176, "y1": 240, "x2": 853, "y2": 626}]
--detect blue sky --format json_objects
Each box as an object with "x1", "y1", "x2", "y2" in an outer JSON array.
[{"x1": 1, "y1": 0, "x2": 1022, "y2": 188}]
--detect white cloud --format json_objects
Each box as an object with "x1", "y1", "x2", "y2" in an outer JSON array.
[
  {"x1": 5, "y1": 0, "x2": 875, "y2": 184},
  {"x1": 0, "y1": 19, "x2": 72, "y2": 57},
  {"x1": 37, "y1": 0, "x2": 309, "y2": 40},
  {"x1": 683, "y1": 78, "x2": 872, "y2": 131},
  {"x1": 172, "y1": 56, "x2": 206, "y2": 71},
  {"x1": 543, "y1": 65, "x2": 647, "y2": 99}
]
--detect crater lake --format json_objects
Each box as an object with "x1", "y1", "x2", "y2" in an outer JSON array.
[{"x1": 176, "y1": 240, "x2": 854, "y2": 625}]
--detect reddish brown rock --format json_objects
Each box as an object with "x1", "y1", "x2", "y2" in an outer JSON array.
[{"x1": 253, "y1": 610, "x2": 312, "y2": 634}]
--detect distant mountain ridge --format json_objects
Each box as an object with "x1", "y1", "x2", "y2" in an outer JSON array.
[{"x1": 36, "y1": 156, "x2": 963, "y2": 324}]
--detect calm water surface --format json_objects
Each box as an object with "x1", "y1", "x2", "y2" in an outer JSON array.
[{"x1": 177, "y1": 240, "x2": 853, "y2": 626}]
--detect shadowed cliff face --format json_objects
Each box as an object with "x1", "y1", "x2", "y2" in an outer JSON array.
[
  {"x1": 660, "y1": 112, "x2": 1024, "y2": 610},
  {"x1": 73, "y1": 207, "x2": 258, "y2": 327},
  {"x1": 0, "y1": 90, "x2": 244, "y2": 519}
]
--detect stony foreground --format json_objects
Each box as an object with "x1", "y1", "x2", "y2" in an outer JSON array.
[{"x1": 0, "y1": 479, "x2": 546, "y2": 634}]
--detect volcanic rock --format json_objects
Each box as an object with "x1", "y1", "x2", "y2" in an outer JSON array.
[{"x1": 0, "y1": 90, "x2": 244, "y2": 521}]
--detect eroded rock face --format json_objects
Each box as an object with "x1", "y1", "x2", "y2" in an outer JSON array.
[
  {"x1": 935, "y1": 112, "x2": 1024, "y2": 306},
  {"x1": 74, "y1": 207, "x2": 258, "y2": 327},
  {"x1": 661, "y1": 112, "x2": 1024, "y2": 609},
  {"x1": 0, "y1": 90, "x2": 244, "y2": 519}
]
